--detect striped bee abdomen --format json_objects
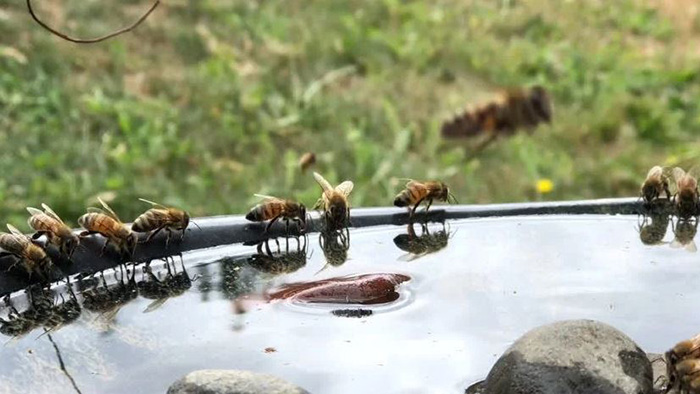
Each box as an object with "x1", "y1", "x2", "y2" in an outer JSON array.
[{"x1": 132, "y1": 209, "x2": 169, "y2": 232}]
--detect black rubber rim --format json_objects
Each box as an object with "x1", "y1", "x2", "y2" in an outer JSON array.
[{"x1": 0, "y1": 197, "x2": 645, "y2": 296}]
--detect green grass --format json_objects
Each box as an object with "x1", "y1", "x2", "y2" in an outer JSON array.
[{"x1": 1, "y1": 0, "x2": 700, "y2": 227}]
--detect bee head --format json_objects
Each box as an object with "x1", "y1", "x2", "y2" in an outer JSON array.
[
  {"x1": 530, "y1": 85, "x2": 552, "y2": 123},
  {"x1": 299, "y1": 204, "x2": 307, "y2": 228},
  {"x1": 62, "y1": 234, "x2": 80, "y2": 259},
  {"x1": 125, "y1": 233, "x2": 138, "y2": 257},
  {"x1": 641, "y1": 183, "x2": 658, "y2": 203},
  {"x1": 181, "y1": 211, "x2": 191, "y2": 231}
]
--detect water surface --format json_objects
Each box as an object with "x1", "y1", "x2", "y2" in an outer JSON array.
[{"x1": 0, "y1": 215, "x2": 696, "y2": 394}]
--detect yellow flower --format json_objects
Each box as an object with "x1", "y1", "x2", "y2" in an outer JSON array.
[{"x1": 536, "y1": 179, "x2": 554, "y2": 194}]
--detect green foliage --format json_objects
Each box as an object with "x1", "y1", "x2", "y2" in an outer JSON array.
[{"x1": 0, "y1": 0, "x2": 698, "y2": 227}]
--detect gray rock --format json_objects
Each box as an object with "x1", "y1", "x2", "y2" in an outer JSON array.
[
  {"x1": 167, "y1": 370, "x2": 310, "y2": 394},
  {"x1": 482, "y1": 320, "x2": 653, "y2": 394}
]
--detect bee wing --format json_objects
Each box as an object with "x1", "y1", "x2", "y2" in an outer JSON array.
[
  {"x1": 41, "y1": 203, "x2": 64, "y2": 224},
  {"x1": 87, "y1": 207, "x2": 108, "y2": 215},
  {"x1": 335, "y1": 181, "x2": 354, "y2": 197},
  {"x1": 313, "y1": 172, "x2": 334, "y2": 193},
  {"x1": 138, "y1": 198, "x2": 168, "y2": 209},
  {"x1": 98, "y1": 197, "x2": 122, "y2": 223},
  {"x1": 398, "y1": 252, "x2": 424, "y2": 262},
  {"x1": 26, "y1": 207, "x2": 43, "y2": 217},
  {"x1": 671, "y1": 238, "x2": 684, "y2": 249},
  {"x1": 672, "y1": 167, "x2": 687, "y2": 183},
  {"x1": 686, "y1": 241, "x2": 698, "y2": 253},
  {"x1": 6, "y1": 224, "x2": 23, "y2": 236},
  {"x1": 688, "y1": 165, "x2": 700, "y2": 179},
  {"x1": 143, "y1": 298, "x2": 169, "y2": 313},
  {"x1": 253, "y1": 194, "x2": 281, "y2": 202}
]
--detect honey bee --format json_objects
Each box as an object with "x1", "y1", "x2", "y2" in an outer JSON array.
[
  {"x1": 641, "y1": 166, "x2": 672, "y2": 205},
  {"x1": 394, "y1": 180, "x2": 457, "y2": 217},
  {"x1": 299, "y1": 152, "x2": 316, "y2": 172},
  {"x1": 441, "y1": 85, "x2": 552, "y2": 139},
  {"x1": 246, "y1": 194, "x2": 307, "y2": 233},
  {"x1": 674, "y1": 358, "x2": 700, "y2": 392},
  {"x1": 26, "y1": 203, "x2": 80, "y2": 259},
  {"x1": 673, "y1": 167, "x2": 700, "y2": 219},
  {"x1": 132, "y1": 199, "x2": 195, "y2": 245},
  {"x1": 665, "y1": 333, "x2": 700, "y2": 392},
  {"x1": 313, "y1": 172, "x2": 354, "y2": 230},
  {"x1": 0, "y1": 224, "x2": 53, "y2": 280},
  {"x1": 78, "y1": 197, "x2": 137, "y2": 257}
]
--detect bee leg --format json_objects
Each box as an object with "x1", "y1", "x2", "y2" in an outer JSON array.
[
  {"x1": 100, "y1": 239, "x2": 111, "y2": 257},
  {"x1": 144, "y1": 226, "x2": 165, "y2": 243},
  {"x1": 31, "y1": 231, "x2": 47, "y2": 240},
  {"x1": 265, "y1": 215, "x2": 282, "y2": 234},
  {"x1": 264, "y1": 238, "x2": 273, "y2": 256},
  {"x1": 165, "y1": 229, "x2": 173, "y2": 249},
  {"x1": 80, "y1": 231, "x2": 99, "y2": 237},
  {"x1": 410, "y1": 197, "x2": 426, "y2": 220},
  {"x1": 285, "y1": 219, "x2": 290, "y2": 237},
  {"x1": 424, "y1": 199, "x2": 434, "y2": 215}
]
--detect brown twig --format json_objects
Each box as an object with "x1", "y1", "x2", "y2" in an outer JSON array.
[{"x1": 26, "y1": 0, "x2": 160, "y2": 44}]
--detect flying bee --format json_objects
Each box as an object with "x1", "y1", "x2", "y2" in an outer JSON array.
[
  {"x1": 299, "y1": 152, "x2": 316, "y2": 172},
  {"x1": 26, "y1": 203, "x2": 80, "y2": 259},
  {"x1": 0, "y1": 224, "x2": 53, "y2": 280},
  {"x1": 641, "y1": 166, "x2": 672, "y2": 205},
  {"x1": 313, "y1": 172, "x2": 354, "y2": 231},
  {"x1": 394, "y1": 180, "x2": 457, "y2": 217},
  {"x1": 132, "y1": 199, "x2": 196, "y2": 246},
  {"x1": 673, "y1": 167, "x2": 700, "y2": 219},
  {"x1": 665, "y1": 333, "x2": 700, "y2": 392},
  {"x1": 246, "y1": 194, "x2": 307, "y2": 233},
  {"x1": 78, "y1": 197, "x2": 137, "y2": 257},
  {"x1": 441, "y1": 85, "x2": 552, "y2": 139}
]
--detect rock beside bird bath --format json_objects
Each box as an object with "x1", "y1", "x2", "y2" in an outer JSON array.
[
  {"x1": 167, "y1": 370, "x2": 309, "y2": 394},
  {"x1": 473, "y1": 320, "x2": 653, "y2": 394}
]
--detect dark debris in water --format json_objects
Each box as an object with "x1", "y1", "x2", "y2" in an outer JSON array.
[{"x1": 331, "y1": 309, "x2": 373, "y2": 318}]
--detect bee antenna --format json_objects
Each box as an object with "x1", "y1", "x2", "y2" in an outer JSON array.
[
  {"x1": 190, "y1": 220, "x2": 202, "y2": 231},
  {"x1": 449, "y1": 192, "x2": 459, "y2": 204}
]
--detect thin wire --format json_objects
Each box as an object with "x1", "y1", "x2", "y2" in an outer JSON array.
[{"x1": 26, "y1": 0, "x2": 160, "y2": 44}]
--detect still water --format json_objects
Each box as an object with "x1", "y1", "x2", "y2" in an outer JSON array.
[{"x1": 0, "y1": 215, "x2": 698, "y2": 394}]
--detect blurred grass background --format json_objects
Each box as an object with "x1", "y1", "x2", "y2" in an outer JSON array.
[{"x1": 1, "y1": 0, "x2": 700, "y2": 227}]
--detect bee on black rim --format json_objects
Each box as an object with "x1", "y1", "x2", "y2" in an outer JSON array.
[
  {"x1": 313, "y1": 172, "x2": 354, "y2": 231},
  {"x1": 0, "y1": 224, "x2": 53, "y2": 280},
  {"x1": 246, "y1": 194, "x2": 307, "y2": 234},
  {"x1": 78, "y1": 197, "x2": 137, "y2": 257},
  {"x1": 132, "y1": 199, "x2": 196, "y2": 246},
  {"x1": 394, "y1": 180, "x2": 457, "y2": 218},
  {"x1": 26, "y1": 203, "x2": 80, "y2": 259}
]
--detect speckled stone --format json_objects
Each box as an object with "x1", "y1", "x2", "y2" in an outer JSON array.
[
  {"x1": 167, "y1": 370, "x2": 309, "y2": 394},
  {"x1": 481, "y1": 320, "x2": 653, "y2": 394}
]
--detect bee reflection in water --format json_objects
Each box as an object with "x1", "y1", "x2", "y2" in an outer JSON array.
[
  {"x1": 671, "y1": 217, "x2": 698, "y2": 252},
  {"x1": 317, "y1": 228, "x2": 350, "y2": 272},
  {"x1": 394, "y1": 221, "x2": 450, "y2": 261},
  {"x1": 637, "y1": 212, "x2": 671, "y2": 246},
  {"x1": 0, "y1": 285, "x2": 80, "y2": 338},
  {"x1": 80, "y1": 265, "x2": 138, "y2": 324},
  {"x1": 138, "y1": 255, "x2": 192, "y2": 313},
  {"x1": 248, "y1": 235, "x2": 309, "y2": 276}
]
